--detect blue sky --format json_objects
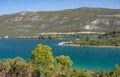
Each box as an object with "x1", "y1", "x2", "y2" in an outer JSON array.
[{"x1": 0, "y1": 0, "x2": 120, "y2": 15}]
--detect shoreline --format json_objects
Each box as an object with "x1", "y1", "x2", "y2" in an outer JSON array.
[{"x1": 58, "y1": 42, "x2": 120, "y2": 48}]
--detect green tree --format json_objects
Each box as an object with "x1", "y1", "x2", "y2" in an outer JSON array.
[
  {"x1": 31, "y1": 44, "x2": 54, "y2": 67},
  {"x1": 0, "y1": 59, "x2": 13, "y2": 73},
  {"x1": 86, "y1": 36, "x2": 92, "y2": 41},
  {"x1": 113, "y1": 64, "x2": 120, "y2": 77},
  {"x1": 15, "y1": 61, "x2": 33, "y2": 77},
  {"x1": 31, "y1": 44, "x2": 55, "y2": 77},
  {"x1": 54, "y1": 55, "x2": 73, "y2": 77},
  {"x1": 70, "y1": 69, "x2": 87, "y2": 77},
  {"x1": 55, "y1": 55, "x2": 73, "y2": 69}
]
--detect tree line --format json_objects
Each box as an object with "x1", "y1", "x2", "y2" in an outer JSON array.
[{"x1": 99, "y1": 31, "x2": 120, "y2": 38}]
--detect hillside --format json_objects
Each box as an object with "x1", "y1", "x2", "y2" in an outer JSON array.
[{"x1": 0, "y1": 7, "x2": 120, "y2": 37}]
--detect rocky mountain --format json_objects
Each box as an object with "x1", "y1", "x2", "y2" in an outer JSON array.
[{"x1": 0, "y1": 7, "x2": 120, "y2": 37}]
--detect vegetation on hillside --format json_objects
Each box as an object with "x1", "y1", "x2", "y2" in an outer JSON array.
[
  {"x1": 99, "y1": 31, "x2": 120, "y2": 38},
  {"x1": 64, "y1": 38, "x2": 120, "y2": 47},
  {"x1": 0, "y1": 8, "x2": 120, "y2": 37},
  {"x1": 0, "y1": 44, "x2": 120, "y2": 77},
  {"x1": 39, "y1": 35, "x2": 62, "y2": 40}
]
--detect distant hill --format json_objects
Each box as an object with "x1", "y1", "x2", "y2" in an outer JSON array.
[{"x1": 0, "y1": 7, "x2": 120, "y2": 37}]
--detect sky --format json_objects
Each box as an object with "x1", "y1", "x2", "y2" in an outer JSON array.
[{"x1": 0, "y1": 0, "x2": 120, "y2": 15}]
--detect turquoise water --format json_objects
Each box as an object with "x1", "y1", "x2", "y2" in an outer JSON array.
[{"x1": 0, "y1": 39, "x2": 120, "y2": 71}]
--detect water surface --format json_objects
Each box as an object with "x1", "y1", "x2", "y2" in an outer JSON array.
[{"x1": 0, "y1": 39, "x2": 120, "y2": 71}]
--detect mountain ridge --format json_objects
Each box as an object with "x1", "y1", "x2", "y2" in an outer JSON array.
[{"x1": 0, "y1": 7, "x2": 120, "y2": 37}]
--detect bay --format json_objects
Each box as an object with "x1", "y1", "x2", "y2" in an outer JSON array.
[{"x1": 0, "y1": 38, "x2": 120, "y2": 71}]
